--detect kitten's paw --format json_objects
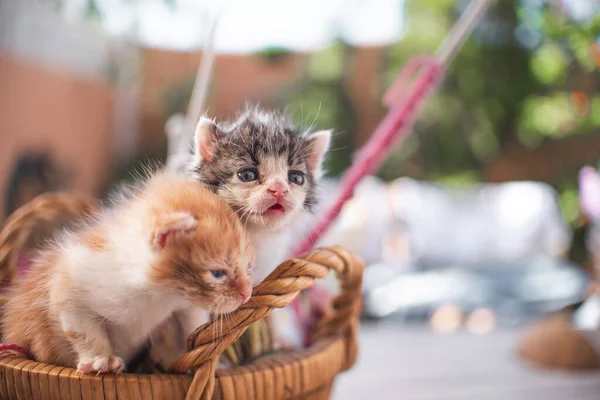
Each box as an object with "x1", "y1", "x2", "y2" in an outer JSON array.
[
  {"x1": 77, "y1": 355, "x2": 125, "y2": 374},
  {"x1": 108, "y1": 355, "x2": 125, "y2": 373}
]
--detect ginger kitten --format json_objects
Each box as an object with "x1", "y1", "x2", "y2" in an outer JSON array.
[{"x1": 2, "y1": 172, "x2": 254, "y2": 373}]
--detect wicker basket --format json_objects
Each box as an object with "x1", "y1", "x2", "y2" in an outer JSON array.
[{"x1": 0, "y1": 192, "x2": 364, "y2": 400}]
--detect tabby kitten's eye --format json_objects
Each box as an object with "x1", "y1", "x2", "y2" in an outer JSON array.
[
  {"x1": 288, "y1": 171, "x2": 305, "y2": 186},
  {"x1": 210, "y1": 270, "x2": 227, "y2": 280},
  {"x1": 237, "y1": 168, "x2": 259, "y2": 182}
]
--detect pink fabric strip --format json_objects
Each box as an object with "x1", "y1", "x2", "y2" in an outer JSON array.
[
  {"x1": 289, "y1": 56, "x2": 445, "y2": 343},
  {"x1": 294, "y1": 56, "x2": 445, "y2": 256},
  {"x1": 0, "y1": 343, "x2": 32, "y2": 359}
]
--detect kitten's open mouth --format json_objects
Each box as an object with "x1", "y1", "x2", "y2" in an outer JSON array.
[{"x1": 265, "y1": 203, "x2": 285, "y2": 214}]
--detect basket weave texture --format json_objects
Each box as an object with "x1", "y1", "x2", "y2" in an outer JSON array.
[{"x1": 0, "y1": 192, "x2": 364, "y2": 400}]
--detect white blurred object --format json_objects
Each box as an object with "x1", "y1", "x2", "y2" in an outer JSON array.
[
  {"x1": 573, "y1": 295, "x2": 600, "y2": 331},
  {"x1": 269, "y1": 307, "x2": 304, "y2": 350},
  {"x1": 317, "y1": 177, "x2": 577, "y2": 322},
  {"x1": 71, "y1": 0, "x2": 407, "y2": 52},
  {"x1": 573, "y1": 294, "x2": 600, "y2": 352},
  {"x1": 165, "y1": 113, "x2": 190, "y2": 174},
  {"x1": 321, "y1": 177, "x2": 571, "y2": 269},
  {"x1": 317, "y1": 176, "x2": 390, "y2": 266},
  {"x1": 392, "y1": 178, "x2": 571, "y2": 267},
  {"x1": 0, "y1": 0, "x2": 109, "y2": 79},
  {"x1": 558, "y1": 0, "x2": 600, "y2": 23}
]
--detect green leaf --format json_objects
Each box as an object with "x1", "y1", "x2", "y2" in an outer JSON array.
[{"x1": 530, "y1": 43, "x2": 568, "y2": 84}]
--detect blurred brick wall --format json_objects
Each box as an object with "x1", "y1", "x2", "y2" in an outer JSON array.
[
  {"x1": 138, "y1": 48, "x2": 304, "y2": 153},
  {"x1": 485, "y1": 135, "x2": 600, "y2": 184},
  {"x1": 344, "y1": 46, "x2": 386, "y2": 149},
  {"x1": 0, "y1": 55, "x2": 113, "y2": 221}
]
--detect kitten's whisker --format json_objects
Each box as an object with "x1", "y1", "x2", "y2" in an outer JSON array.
[
  {"x1": 224, "y1": 205, "x2": 242, "y2": 223},
  {"x1": 300, "y1": 101, "x2": 304, "y2": 132},
  {"x1": 235, "y1": 205, "x2": 251, "y2": 223},
  {"x1": 307, "y1": 220, "x2": 325, "y2": 245},
  {"x1": 218, "y1": 312, "x2": 222, "y2": 344},
  {"x1": 213, "y1": 306, "x2": 222, "y2": 343},
  {"x1": 305, "y1": 102, "x2": 322, "y2": 137},
  {"x1": 323, "y1": 146, "x2": 347, "y2": 153},
  {"x1": 237, "y1": 204, "x2": 258, "y2": 224}
]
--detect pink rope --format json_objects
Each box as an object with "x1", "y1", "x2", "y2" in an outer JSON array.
[
  {"x1": 288, "y1": 56, "x2": 445, "y2": 345},
  {"x1": 292, "y1": 0, "x2": 496, "y2": 256},
  {"x1": 294, "y1": 55, "x2": 445, "y2": 256},
  {"x1": 0, "y1": 344, "x2": 31, "y2": 359}
]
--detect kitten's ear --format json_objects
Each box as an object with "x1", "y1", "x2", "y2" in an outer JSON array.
[
  {"x1": 194, "y1": 117, "x2": 220, "y2": 163},
  {"x1": 580, "y1": 166, "x2": 600, "y2": 220},
  {"x1": 305, "y1": 130, "x2": 332, "y2": 178},
  {"x1": 152, "y1": 212, "x2": 197, "y2": 249}
]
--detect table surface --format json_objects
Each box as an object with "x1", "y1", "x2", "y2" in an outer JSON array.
[{"x1": 333, "y1": 322, "x2": 600, "y2": 400}]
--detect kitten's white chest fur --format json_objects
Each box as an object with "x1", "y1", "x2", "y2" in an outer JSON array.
[
  {"x1": 106, "y1": 291, "x2": 188, "y2": 361},
  {"x1": 249, "y1": 216, "x2": 317, "y2": 350},
  {"x1": 250, "y1": 210, "x2": 319, "y2": 284},
  {"x1": 251, "y1": 228, "x2": 294, "y2": 284},
  {"x1": 62, "y1": 233, "x2": 190, "y2": 362}
]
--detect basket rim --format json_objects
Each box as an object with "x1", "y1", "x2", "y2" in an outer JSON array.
[
  {"x1": 0, "y1": 335, "x2": 344, "y2": 380},
  {"x1": 0, "y1": 335, "x2": 349, "y2": 399}
]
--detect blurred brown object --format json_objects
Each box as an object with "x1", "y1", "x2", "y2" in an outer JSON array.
[
  {"x1": 517, "y1": 214, "x2": 600, "y2": 371},
  {"x1": 4, "y1": 153, "x2": 65, "y2": 215},
  {"x1": 518, "y1": 311, "x2": 600, "y2": 371},
  {"x1": 343, "y1": 46, "x2": 387, "y2": 149},
  {"x1": 0, "y1": 55, "x2": 113, "y2": 223}
]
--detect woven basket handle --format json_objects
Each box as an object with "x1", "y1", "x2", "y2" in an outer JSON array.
[
  {"x1": 0, "y1": 192, "x2": 99, "y2": 288},
  {"x1": 171, "y1": 246, "x2": 364, "y2": 400}
]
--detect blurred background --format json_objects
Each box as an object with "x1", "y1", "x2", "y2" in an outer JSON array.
[{"x1": 2, "y1": 0, "x2": 600, "y2": 398}]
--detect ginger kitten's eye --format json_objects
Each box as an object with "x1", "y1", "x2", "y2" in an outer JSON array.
[
  {"x1": 237, "y1": 168, "x2": 259, "y2": 182},
  {"x1": 288, "y1": 171, "x2": 305, "y2": 186},
  {"x1": 210, "y1": 270, "x2": 227, "y2": 280}
]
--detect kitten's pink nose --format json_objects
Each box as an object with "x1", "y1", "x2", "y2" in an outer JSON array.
[
  {"x1": 267, "y1": 182, "x2": 288, "y2": 199},
  {"x1": 239, "y1": 282, "x2": 252, "y2": 304}
]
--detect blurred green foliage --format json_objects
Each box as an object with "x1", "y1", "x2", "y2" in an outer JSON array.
[
  {"x1": 540, "y1": 5, "x2": 600, "y2": 70},
  {"x1": 276, "y1": 0, "x2": 600, "y2": 225}
]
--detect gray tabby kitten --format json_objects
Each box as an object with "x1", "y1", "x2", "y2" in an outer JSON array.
[{"x1": 147, "y1": 106, "x2": 332, "y2": 370}]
